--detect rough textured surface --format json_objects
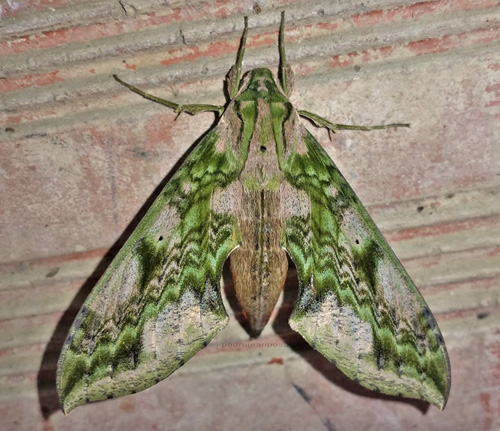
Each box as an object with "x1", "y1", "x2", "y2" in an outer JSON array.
[{"x1": 1, "y1": 0, "x2": 500, "y2": 429}]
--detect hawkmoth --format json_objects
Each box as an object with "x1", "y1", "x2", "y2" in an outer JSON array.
[{"x1": 57, "y1": 12, "x2": 451, "y2": 414}]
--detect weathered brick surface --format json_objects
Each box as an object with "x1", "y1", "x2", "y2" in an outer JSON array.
[{"x1": 1, "y1": 0, "x2": 500, "y2": 429}]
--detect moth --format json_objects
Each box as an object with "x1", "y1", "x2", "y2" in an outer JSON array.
[{"x1": 57, "y1": 12, "x2": 451, "y2": 414}]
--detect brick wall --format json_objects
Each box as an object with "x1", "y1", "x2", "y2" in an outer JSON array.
[{"x1": 1, "y1": 1, "x2": 499, "y2": 430}]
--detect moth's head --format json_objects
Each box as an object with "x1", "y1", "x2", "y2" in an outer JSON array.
[{"x1": 236, "y1": 68, "x2": 288, "y2": 102}]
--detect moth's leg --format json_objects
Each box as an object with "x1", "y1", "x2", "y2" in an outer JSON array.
[
  {"x1": 298, "y1": 109, "x2": 410, "y2": 133},
  {"x1": 226, "y1": 16, "x2": 249, "y2": 99},
  {"x1": 278, "y1": 11, "x2": 294, "y2": 97},
  {"x1": 113, "y1": 75, "x2": 224, "y2": 116}
]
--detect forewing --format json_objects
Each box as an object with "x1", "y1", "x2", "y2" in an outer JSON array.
[
  {"x1": 57, "y1": 127, "x2": 242, "y2": 413},
  {"x1": 281, "y1": 126, "x2": 451, "y2": 409}
]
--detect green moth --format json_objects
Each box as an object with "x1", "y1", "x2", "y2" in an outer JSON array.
[{"x1": 57, "y1": 12, "x2": 451, "y2": 414}]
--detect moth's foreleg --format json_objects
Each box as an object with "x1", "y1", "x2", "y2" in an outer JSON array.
[
  {"x1": 298, "y1": 109, "x2": 410, "y2": 135},
  {"x1": 113, "y1": 74, "x2": 224, "y2": 116}
]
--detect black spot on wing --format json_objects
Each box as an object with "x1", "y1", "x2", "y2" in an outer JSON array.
[
  {"x1": 435, "y1": 333, "x2": 445, "y2": 347},
  {"x1": 422, "y1": 307, "x2": 437, "y2": 329}
]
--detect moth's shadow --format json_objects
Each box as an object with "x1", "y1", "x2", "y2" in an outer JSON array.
[
  {"x1": 37, "y1": 121, "x2": 218, "y2": 419},
  {"x1": 221, "y1": 262, "x2": 254, "y2": 335},
  {"x1": 226, "y1": 262, "x2": 431, "y2": 414}
]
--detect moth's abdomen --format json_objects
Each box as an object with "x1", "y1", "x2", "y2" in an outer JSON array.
[{"x1": 230, "y1": 189, "x2": 288, "y2": 336}]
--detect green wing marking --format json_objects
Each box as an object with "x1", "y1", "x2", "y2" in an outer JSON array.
[
  {"x1": 282, "y1": 127, "x2": 451, "y2": 409},
  {"x1": 57, "y1": 127, "x2": 242, "y2": 413}
]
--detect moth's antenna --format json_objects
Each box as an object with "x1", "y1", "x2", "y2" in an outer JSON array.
[
  {"x1": 278, "y1": 11, "x2": 290, "y2": 96},
  {"x1": 228, "y1": 16, "x2": 249, "y2": 99}
]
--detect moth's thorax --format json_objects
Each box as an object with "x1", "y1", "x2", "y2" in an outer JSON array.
[
  {"x1": 230, "y1": 68, "x2": 296, "y2": 191},
  {"x1": 237, "y1": 98, "x2": 283, "y2": 191}
]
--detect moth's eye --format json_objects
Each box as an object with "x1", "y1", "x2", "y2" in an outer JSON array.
[{"x1": 260, "y1": 145, "x2": 267, "y2": 152}]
